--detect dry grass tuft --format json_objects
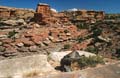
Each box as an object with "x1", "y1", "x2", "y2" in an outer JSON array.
[{"x1": 22, "y1": 70, "x2": 40, "y2": 78}]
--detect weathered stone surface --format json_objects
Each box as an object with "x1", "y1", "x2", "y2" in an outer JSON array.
[
  {"x1": 14, "y1": 33, "x2": 21, "y2": 39},
  {"x1": 0, "y1": 42, "x2": 3, "y2": 46},
  {"x1": 4, "y1": 46, "x2": 17, "y2": 57},
  {"x1": 0, "y1": 19, "x2": 26, "y2": 26},
  {"x1": 16, "y1": 19, "x2": 26, "y2": 25},
  {"x1": 27, "y1": 62, "x2": 120, "y2": 78},
  {"x1": 98, "y1": 36, "x2": 111, "y2": 42},
  {"x1": 0, "y1": 46, "x2": 5, "y2": 52},
  {"x1": 29, "y1": 46, "x2": 38, "y2": 52},
  {"x1": 2, "y1": 39, "x2": 13, "y2": 44},
  {"x1": 0, "y1": 6, "x2": 34, "y2": 19},
  {"x1": 72, "y1": 39, "x2": 93, "y2": 50},
  {"x1": 66, "y1": 33, "x2": 71, "y2": 36},
  {"x1": 31, "y1": 36, "x2": 42, "y2": 44},
  {"x1": 64, "y1": 10, "x2": 105, "y2": 23},
  {"x1": 0, "y1": 34, "x2": 7, "y2": 39},
  {"x1": 49, "y1": 51, "x2": 95, "y2": 62},
  {"x1": 0, "y1": 54, "x2": 55, "y2": 78},
  {"x1": 16, "y1": 42, "x2": 24, "y2": 47},
  {"x1": 49, "y1": 51, "x2": 71, "y2": 62},
  {"x1": 43, "y1": 39, "x2": 51, "y2": 46},
  {"x1": 23, "y1": 40, "x2": 34, "y2": 46},
  {"x1": 0, "y1": 20, "x2": 18, "y2": 26},
  {"x1": 33, "y1": 72, "x2": 82, "y2": 78},
  {"x1": 17, "y1": 47, "x2": 28, "y2": 52},
  {"x1": 48, "y1": 36, "x2": 54, "y2": 41}
]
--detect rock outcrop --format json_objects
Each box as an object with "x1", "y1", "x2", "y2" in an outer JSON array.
[
  {"x1": 63, "y1": 10, "x2": 105, "y2": 23},
  {"x1": 0, "y1": 54, "x2": 55, "y2": 78},
  {"x1": 0, "y1": 6, "x2": 34, "y2": 20},
  {"x1": 23, "y1": 62, "x2": 120, "y2": 78},
  {"x1": 49, "y1": 50, "x2": 95, "y2": 62}
]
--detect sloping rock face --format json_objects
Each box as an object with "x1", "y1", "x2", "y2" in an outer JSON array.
[
  {"x1": 30, "y1": 62, "x2": 120, "y2": 78},
  {"x1": 0, "y1": 54, "x2": 55, "y2": 78},
  {"x1": 81, "y1": 62, "x2": 120, "y2": 78}
]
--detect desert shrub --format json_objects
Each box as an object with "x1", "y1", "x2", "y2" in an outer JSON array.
[
  {"x1": 87, "y1": 55, "x2": 104, "y2": 67},
  {"x1": 78, "y1": 55, "x2": 104, "y2": 69},
  {"x1": 64, "y1": 29, "x2": 69, "y2": 33},
  {"x1": 8, "y1": 30, "x2": 18, "y2": 42},
  {"x1": 85, "y1": 47, "x2": 98, "y2": 54},
  {"x1": 77, "y1": 35, "x2": 91, "y2": 43},
  {"x1": 76, "y1": 23, "x2": 89, "y2": 29},
  {"x1": 116, "y1": 48, "x2": 120, "y2": 58},
  {"x1": 48, "y1": 32, "x2": 52, "y2": 36},
  {"x1": 77, "y1": 37, "x2": 84, "y2": 43},
  {"x1": 78, "y1": 55, "x2": 88, "y2": 68},
  {"x1": 0, "y1": 18, "x2": 3, "y2": 21},
  {"x1": 64, "y1": 44, "x2": 71, "y2": 49},
  {"x1": 8, "y1": 30, "x2": 17, "y2": 38},
  {"x1": 23, "y1": 70, "x2": 40, "y2": 78},
  {"x1": 92, "y1": 29, "x2": 102, "y2": 37}
]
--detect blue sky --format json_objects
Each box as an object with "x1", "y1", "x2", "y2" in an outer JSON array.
[{"x1": 0, "y1": 0, "x2": 120, "y2": 13}]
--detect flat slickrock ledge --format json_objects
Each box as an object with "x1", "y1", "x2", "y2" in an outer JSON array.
[
  {"x1": 32, "y1": 62, "x2": 120, "y2": 78},
  {"x1": 0, "y1": 55, "x2": 55, "y2": 78}
]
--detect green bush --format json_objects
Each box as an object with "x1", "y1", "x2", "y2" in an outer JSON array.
[
  {"x1": 8, "y1": 30, "x2": 18, "y2": 42},
  {"x1": 85, "y1": 47, "x2": 98, "y2": 54},
  {"x1": 64, "y1": 29, "x2": 69, "y2": 33},
  {"x1": 92, "y1": 29, "x2": 102, "y2": 37},
  {"x1": 78, "y1": 55, "x2": 104, "y2": 69},
  {"x1": 87, "y1": 55, "x2": 104, "y2": 67},
  {"x1": 64, "y1": 44, "x2": 71, "y2": 49},
  {"x1": 116, "y1": 48, "x2": 120, "y2": 58},
  {"x1": 78, "y1": 55, "x2": 88, "y2": 68},
  {"x1": 8, "y1": 30, "x2": 17, "y2": 38},
  {"x1": 77, "y1": 37, "x2": 84, "y2": 43},
  {"x1": 76, "y1": 23, "x2": 89, "y2": 29}
]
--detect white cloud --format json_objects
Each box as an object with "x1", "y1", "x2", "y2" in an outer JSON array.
[{"x1": 68, "y1": 8, "x2": 78, "y2": 12}]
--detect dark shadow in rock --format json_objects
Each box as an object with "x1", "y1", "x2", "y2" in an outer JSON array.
[
  {"x1": 55, "y1": 50, "x2": 81, "y2": 72},
  {"x1": 55, "y1": 66, "x2": 66, "y2": 72}
]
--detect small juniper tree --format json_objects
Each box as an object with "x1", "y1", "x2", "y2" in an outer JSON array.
[{"x1": 8, "y1": 30, "x2": 18, "y2": 42}]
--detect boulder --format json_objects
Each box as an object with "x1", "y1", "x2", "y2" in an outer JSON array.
[
  {"x1": 0, "y1": 19, "x2": 26, "y2": 26},
  {"x1": 49, "y1": 51, "x2": 96, "y2": 62},
  {"x1": 0, "y1": 54, "x2": 55, "y2": 78},
  {"x1": 14, "y1": 33, "x2": 20, "y2": 39},
  {"x1": 38, "y1": 41, "x2": 46, "y2": 47},
  {"x1": 0, "y1": 46, "x2": 5, "y2": 52},
  {"x1": 16, "y1": 42, "x2": 24, "y2": 47},
  {"x1": 98, "y1": 36, "x2": 111, "y2": 42},
  {"x1": 33, "y1": 23, "x2": 40, "y2": 28},
  {"x1": 23, "y1": 40, "x2": 34, "y2": 46},
  {"x1": 17, "y1": 47, "x2": 28, "y2": 52},
  {"x1": 43, "y1": 39, "x2": 51, "y2": 46},
  {"x1": 0, "y1": 20, "x2": 17, "y2": 26},
  {"x1": 66, "y1": 33, "x2": 71, "y2": 36},
  {"x1": 49, "y1": 51, "x2": 71, "y2": 62},
  {"x1": 4, "y1": 47, "x2": 17, "y2": 57},
  {"x1": 29, "y1": 46, "x2": 38, "y2": 52},
  {"x1": 31, "y1": 36, "x2": 42, "y2": 44},
  {"x1": 77, "y1": 51, "x2": 96, "y2": 57},
  {"x1": 48, "y1": 36, "x2": 54, "y2": 41},
  {"x1": 2, "y1": 39, "x2": 13, "y2": 44},
  {"x1": 16, "y1": 19, "x2": 26, "y2": 25},
  {"x1": 0, "y1": 34, "x2": 7, "y2": 39}
]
